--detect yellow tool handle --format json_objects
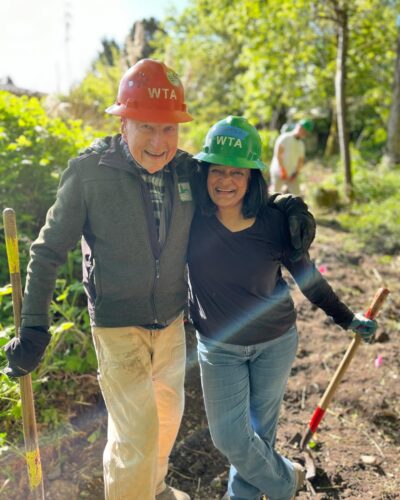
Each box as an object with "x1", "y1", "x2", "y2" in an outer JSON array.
[{"x1": 3, "y1": 208, "x2": 45, "y2": 499}]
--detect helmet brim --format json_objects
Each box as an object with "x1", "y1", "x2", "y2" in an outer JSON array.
[
  {"x1": 193, "y1": 151, "x2": 266, "y2": 170},
  {"x1": 105, "y1": 104, "x2": 193, "y2": 123}
]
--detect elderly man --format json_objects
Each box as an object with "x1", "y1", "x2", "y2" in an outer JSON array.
[{"x1": 4, "y1": 60, "x2": 316, "y2": 500}]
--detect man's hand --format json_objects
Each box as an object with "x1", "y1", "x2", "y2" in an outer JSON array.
[
  {"x1": 269, "y1": 193, "x2": 316, "y2": 261},
  {"x1": 3, "y1": 326, "x2": 51, "y2": 377},
  {"x1": 280, "y1": 168, "x2": 288, "y2": 180},
  {"x1": 349, "y1": 313, "x2": 378, "y2": 343}
]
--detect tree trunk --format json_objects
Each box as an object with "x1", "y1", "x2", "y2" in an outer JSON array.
[
  {"x1": 324, "y1": 100, "x2": 339, "y2": 157},
  {"x1": 125, "y1": 19, "x2": 160, "y2": 67},
  {"x1": 385, "y1": 30, "x2": 400, "y2": 166},
  {"x1": 334, "y1": 4, "x2": 352, "y2": 199}
]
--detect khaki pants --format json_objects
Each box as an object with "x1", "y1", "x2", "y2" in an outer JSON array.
[
  {"x1": 92, "y1": 314, "x2": 186, "y2": 500},
  {"x1": 269, "y1": 175, "x2": 301, "y2": 196}
]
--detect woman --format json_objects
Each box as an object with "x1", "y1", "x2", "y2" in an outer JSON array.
[{"x1": 187, "y1": 116, "x2": 377, "y2": 500}]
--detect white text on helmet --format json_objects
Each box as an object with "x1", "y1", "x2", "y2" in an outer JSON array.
[
  {"x1": 148, "y1": 88, "x2": 177, "y2": 99},
  {"x1": 216, "y1": 136, "x2": 243, "y2": 148}
]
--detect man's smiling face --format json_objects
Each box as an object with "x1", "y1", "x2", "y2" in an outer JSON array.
[{"x1": 121, "y1": 118, "x2": 179, "y2": 173}]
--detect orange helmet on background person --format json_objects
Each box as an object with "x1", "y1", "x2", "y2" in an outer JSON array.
[{"x1": 105, "y1": 59, "x2": 193, "y2": 123}]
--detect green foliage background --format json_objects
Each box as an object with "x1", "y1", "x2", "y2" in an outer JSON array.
[
  {"x1": 151, "y1": 0, "x2": 399, "y2": 159},
  {"x1": 0, "y1": 92, "x2": 98, "y2": 440},
  {"x1": 0, "y1": 0, "x2": 399, "y2": 457},
  {"x1": 0, "y1": 91, "x2": 94, "y2": 235}
]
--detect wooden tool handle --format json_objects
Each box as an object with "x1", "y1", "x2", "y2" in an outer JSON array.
[
  {"x1": 3, "y1": 208, "x2": 23, "y2": 332},
  {"x1": 319, "y1": 287, "x2": 389, "y2": 410},
  {"x1": 3, "y1": 208, "x2": 45, "y2": 499},
  {"x1": 300, "y1": 287, "x2": 390, "y2": 450},
  {"x1": 3, "y1": 208, "x2": 20, "y2": 272},
  {"x1": 365, "y1": 287, "x2": 390, "y2": 320}
]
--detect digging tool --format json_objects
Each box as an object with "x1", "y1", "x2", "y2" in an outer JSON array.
[
  {"x1": 3, "y1": 208, "x2": 45, "y2": 499},
  {"x1": 300, "y1": 287, "x2": 390, "y2": 451}
]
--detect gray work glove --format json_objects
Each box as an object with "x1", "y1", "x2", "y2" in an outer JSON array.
[
  {"x1": 349, "y1": 313, "x2": 378, "y2": 343},
  {"x1": 269, "y1": 193, "x2": 316, "y2": 261},
  {"x1": 3, "y1": 326, "x2": 51, "y2": 377}
]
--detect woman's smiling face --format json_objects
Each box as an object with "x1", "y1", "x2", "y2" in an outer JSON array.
[{"x1": 207, "y1": 165, "x2": 251, "y2": 211}]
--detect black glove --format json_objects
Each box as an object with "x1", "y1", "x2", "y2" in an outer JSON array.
[
  {"x1": 269, "y1": 193, "x2": 316, "y2": 261},
  {"x1": 3, "y1": 326, "x2": 51, "y2": 378}
]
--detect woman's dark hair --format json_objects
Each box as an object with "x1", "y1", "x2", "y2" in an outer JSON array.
[{"x1": 192, "y1": 162, "x2": 269, "y2": 218}]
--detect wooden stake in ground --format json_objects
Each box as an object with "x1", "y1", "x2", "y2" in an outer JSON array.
[
  {"x1": 3, "y1": 208, "x2": 45, "y2": 499},
  {"x1": 300, "y1": 287, "x2": 390, "y2": 450}
]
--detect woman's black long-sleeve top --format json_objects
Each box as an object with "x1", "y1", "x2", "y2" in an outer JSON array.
[{"x1": 187, "y1": 206, "x2": 354, "y2": 346}]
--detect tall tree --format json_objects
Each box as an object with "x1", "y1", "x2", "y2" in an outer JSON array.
[
  {"x1": 124, "y1": 18, "x2": 161, "y2": 66},
  {"x1": 331, "y1": 1, "x2": 352, "y2": 197},
  {"x1": 385, "y1": 15, "x2": 400, "y2": 166},
  {"x1": 97, "y1": 39, "x2": 121, "y2": 67}
]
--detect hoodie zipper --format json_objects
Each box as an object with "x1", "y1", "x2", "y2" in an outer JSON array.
[
  {"x1": 150, "y1": 167, "x2": 178, "y2": 324},
  {"x1": 137, "y1": 178, "x2": 161, "y2": 324},
  {"x1": 153, "y1": 258, "x2": 160, "y2": 323}
]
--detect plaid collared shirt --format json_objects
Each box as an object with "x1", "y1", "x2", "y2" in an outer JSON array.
[{"x1": 121, "y1": 138, "x2": 166, "y2": 234}]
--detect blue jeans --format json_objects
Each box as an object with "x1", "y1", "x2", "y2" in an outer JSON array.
[{"x1": 197, "y1": 326, "x2": 298, "y2": 500}]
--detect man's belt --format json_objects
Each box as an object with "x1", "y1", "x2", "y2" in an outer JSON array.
[{"x1": 141, "y1": 314, "x2": 180, "y2": 330}]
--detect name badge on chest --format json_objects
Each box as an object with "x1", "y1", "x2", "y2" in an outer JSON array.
[{"x1": 178, "y1": 182, "x2": 192, "y2": 202}]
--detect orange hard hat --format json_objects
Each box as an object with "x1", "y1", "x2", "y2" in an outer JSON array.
[{"x1": 105, "y1": 59, "x2": 193, "y2": 123}]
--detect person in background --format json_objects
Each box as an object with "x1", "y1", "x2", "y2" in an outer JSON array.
[
  {"x1": 270, "y1": 118, "x2": 314, "y2": 196},
  {"x1": 4, "y1": 60, "x2": 316, "y2": 500},
  {"x1": 187, "y1": 116, "x2": 377, "y2": 500}
]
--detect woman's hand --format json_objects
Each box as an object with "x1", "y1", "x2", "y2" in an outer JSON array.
[{"x1": 349, "y1": 313, "x2": 378, "y2": 343}]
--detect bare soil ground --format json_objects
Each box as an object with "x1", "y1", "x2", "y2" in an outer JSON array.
[{"x1": 1, "y1": 222, "x2": 399, "y2": 500}]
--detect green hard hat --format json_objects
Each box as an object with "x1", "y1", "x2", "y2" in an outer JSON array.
[
  {"x1": 281, "y1": 122, "x2": 296, "y2": 133},
  {"x1": 193, "y1": 115, "x2": 266, "y2": 170},
  {"x1": 298, "y1": 118, "x2": 314, "y2": 132}
]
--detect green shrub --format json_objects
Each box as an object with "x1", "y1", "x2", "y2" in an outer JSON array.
[
  {"x1": 0, "y1": 91, "x2": 94, "y2": 236},
  {"x1": 311, "y1": 149, "x2": 400, "y2": 255},
  {"x1": 0, "y1": 274, "x2": 96, "y2": 437}
]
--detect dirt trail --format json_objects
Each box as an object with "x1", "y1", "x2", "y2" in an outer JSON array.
[
  {"x1": 1, "y1": 222, "x2": 399, "y2": 500},
  {"x1": 171, "y1": 223, "x2": 400, "y2": 499}
]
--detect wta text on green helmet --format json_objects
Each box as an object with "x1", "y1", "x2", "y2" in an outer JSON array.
[{"x1": 216, "y1": 136, "x2": 243, "y2": 148}]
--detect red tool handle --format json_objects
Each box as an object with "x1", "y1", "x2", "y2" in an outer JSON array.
[{"x1": 300, "y1": 287, "x2": 390, "y2": 450}]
